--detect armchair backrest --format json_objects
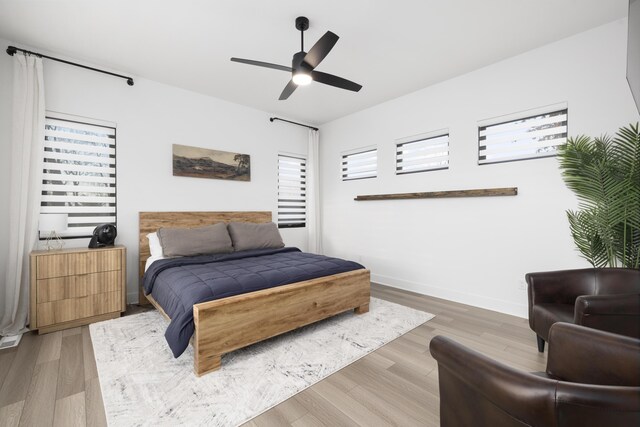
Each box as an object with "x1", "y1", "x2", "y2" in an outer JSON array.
[
  {"x1": 594, "y1": 268, "x2": 640, "y2": 295},
  {"x1": 431, "y1": 324, "x2": 640, "y2": 426},
  {"x1": 527, "y1": 268, "x2": 640, "y2": 315},
  {"x1": 526, "y1": 269, "x2": 596, "y2": 305},
  {"x1": 546, "y1": 323, "x2": 640, "y2": 387}
]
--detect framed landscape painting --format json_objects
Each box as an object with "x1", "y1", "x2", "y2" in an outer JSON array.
[{"x1": 172, "y1": 144, "x2": 250, "y2": 181}]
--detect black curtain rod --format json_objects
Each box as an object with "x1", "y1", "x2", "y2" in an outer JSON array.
[
  {"x1": 6, "y1": 45, "x2": 134, "y2": 86},
  {"x1": 270, "y1": 117, "x2": 318, "y2": 131}
]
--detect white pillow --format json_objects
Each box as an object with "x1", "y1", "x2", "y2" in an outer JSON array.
[
  {"x1": 145, "y1": 255, "x2": 165, "y2": 272},
  {"x1": 147, "y1": 232, "x2": 164, "y2": 258}
]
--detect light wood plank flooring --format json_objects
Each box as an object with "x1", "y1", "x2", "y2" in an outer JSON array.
[{"x1": 0, "y1": 284, "x2": 546, "y2": 426}]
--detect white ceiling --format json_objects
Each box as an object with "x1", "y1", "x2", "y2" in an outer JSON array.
[{"x1": 0, "y1": 0, "x2": 629, "y2": 125}]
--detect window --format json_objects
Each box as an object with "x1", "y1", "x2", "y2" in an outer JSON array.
[
  {"x1": 478, "y1": 108, "x2": 568, "y2": 165},
  {"x1": 396, "y1": 133, "x2": 449, "y2": 174},
  {"x1": 342, "y1": 148, "x2": 377, "y2": 181},
  {"x1": 277, "y1": 154, "x2": 306, "y2": 228},
  {"x1": 41, "y1": 116, "x2": 116, "y2": 238}
]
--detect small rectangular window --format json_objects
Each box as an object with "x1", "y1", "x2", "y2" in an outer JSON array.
[
  {"x1": 277, "y1": 154, "x2": 306, "y2": 228},
  {"x1": 396, "y1": 133, "x2": 449, "y2": 174},
  {"x1": 478, "y1": 108, "x2": 568, "y2": 165},
  {"x1": 41, "y1": 116, "x2": 116, "y2": 239},
  {"x1": 342, "y1": 148, "x2": 377, "y2": 181}
]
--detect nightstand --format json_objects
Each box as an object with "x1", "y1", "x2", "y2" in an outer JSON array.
[{"x1": 29, "y1": 245, "x2": 126, "y2": 334}]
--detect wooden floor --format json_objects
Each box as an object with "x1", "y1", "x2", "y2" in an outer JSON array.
[{"x1": 0, "y1": 284, "x2": 546, "y2": 426}]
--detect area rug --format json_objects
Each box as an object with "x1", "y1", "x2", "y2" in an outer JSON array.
[{"x1": 90, "y1": 297, "x2": 434, "y2": 427}]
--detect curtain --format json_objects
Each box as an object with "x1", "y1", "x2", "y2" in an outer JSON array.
[
  {"x1": 0, "y1": 55, "x2": 45, "y2": 336},
  {"x1": 306, "y1": 129, "x2": 323, "y2": 254}
]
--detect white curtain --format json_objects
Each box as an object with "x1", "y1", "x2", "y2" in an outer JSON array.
[
  {"x1": 306, "y1": 129, "x2": 323, "y2": 254},
  {"x1": 0, "y1": 55, "x2": 45, "y2": 336}
]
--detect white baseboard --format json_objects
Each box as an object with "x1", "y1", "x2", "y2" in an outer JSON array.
[{"x1": 371, "y1": 273, "x2": 528, "y2": 319}]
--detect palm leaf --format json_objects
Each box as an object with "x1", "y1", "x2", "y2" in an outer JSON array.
[
  {"x1": 567, "y1": 209, "x2": 608, "y2": 267},
  {"x1": 558, "y1": 123, "x2": 640, "y2": 268}
]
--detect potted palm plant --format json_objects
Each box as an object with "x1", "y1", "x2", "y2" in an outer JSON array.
[{"x1": 557, "y1": 123, "x2": 640, "y2": 268}]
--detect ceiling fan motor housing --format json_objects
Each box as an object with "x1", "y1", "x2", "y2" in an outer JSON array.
[
  {"x1": 292, "y1": 51, "x2": 310, "y2": 71},
  {"x1": 295, "y1": 16, "x2": 309, "y2": 32}
]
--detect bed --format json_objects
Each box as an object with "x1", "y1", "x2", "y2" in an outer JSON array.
[{"x1": 138, "y1": 211, "x2": 371, "y2": 376}]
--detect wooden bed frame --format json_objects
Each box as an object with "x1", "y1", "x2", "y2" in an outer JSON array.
[{"x1": 139, "y1": 211, "x2": 371, "y2": 376}]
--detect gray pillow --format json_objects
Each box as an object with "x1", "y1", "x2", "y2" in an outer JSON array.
[
  {"x1": 227, "y1": 222, "x2": 285, "y2": 251},
  {"x1": 157, "y1": 223, "x2": 233, "y2": 257}
]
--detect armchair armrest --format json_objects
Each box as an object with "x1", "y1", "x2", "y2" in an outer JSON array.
[
  {"x1": 574, "y1": 293, "x2": 640, "y2": 339},
  {"x1": 430, "y1": 335, "x2": 557, "y2": 427},
  {"x1": 546, "y1": 323, "x2": 640, "y2": 387},
  {"x1": 555, "y1": 382, "x2": 640, "y2": 425},
  {"x1": 575, "y1": 293, "x2": 640, "y2": 318}
]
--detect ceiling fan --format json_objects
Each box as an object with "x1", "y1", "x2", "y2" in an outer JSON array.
[{"x1": 230, "y1": 16, "x2": 362, "y2": 100}]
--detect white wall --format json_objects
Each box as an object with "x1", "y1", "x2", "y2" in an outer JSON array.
[
  {"x1": 0, "y1": 37, "x2": 309, "y2": 303},
  {"x1": 2, "y1": 18, "x2": 638, "y2": 315},
  {"x1": 320, "y1": 19, "x2": 640, "y2": 318}
]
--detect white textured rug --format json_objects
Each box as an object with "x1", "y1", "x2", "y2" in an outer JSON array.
[{"x1": 90, "y1": 297, "x2": 434, "y2": 427}]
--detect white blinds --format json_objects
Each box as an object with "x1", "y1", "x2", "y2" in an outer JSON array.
[
  {"x1": 479, "y1": 109, "x2": 568, "y2": 164},
  {"x1": 278, "y1": 154, "x2": 306, "y2": 228},
  {"x1": 41, "y1": 117, "x2": 116, "y2": 238},
  {"x1": 396, "y1": 134, "x2": 449, "y2": 174},
  {"x1": 342, "y1": 149, "x2": 377, "y2": 181}
]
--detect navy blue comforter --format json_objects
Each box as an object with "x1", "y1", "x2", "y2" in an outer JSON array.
[{"x1": 143, "y1": 247, "x2": 364, "y2": 357}]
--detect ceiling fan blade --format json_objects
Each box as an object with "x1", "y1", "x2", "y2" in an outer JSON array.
[
  {"x1": 311, "y1": 71, "x2": 362, "y2": 92},
  {"x1": 279, "y1": 80, "x2": 298, "y2": 100},
  {"x1": 230, "y1": 57, "x2": 292, "y2": 72},
  {"x1": 303, "y1": 31, "x2": 339, "y2": 69}
]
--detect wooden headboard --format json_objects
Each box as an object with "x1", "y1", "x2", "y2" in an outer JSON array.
[{"x1": 138, "y1": 211, "x2": 272, "y2": 304}]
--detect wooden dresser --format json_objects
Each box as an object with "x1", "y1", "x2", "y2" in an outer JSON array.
[{"x1": 29, "y1": 245, "x2": 126, "y2": 334}]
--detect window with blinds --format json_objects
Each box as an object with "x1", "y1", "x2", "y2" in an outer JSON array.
[
  {"x1": 478, "y1": 108, "x2": 568, "y2": 165},
  {"x1": 342, "y1": 148, "x2": 377, "y2": 181},
  {"x1": 396, "y1": 133, "x2": 449, "y2": 174},
  {"x1": 277, "y1": 154, "x2": 306, "y2": 228},
  {"x1": 41, "y1": 116, "x2": 116, "y2": 238}
]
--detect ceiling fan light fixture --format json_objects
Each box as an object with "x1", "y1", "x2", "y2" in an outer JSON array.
[{"x1": 292, "y1": 71, "x2": 312, "y2": 86}]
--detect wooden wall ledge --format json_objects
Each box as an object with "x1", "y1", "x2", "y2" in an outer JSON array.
[{"x1": 354, "y1": 187, "x2": 518, "y2": 201}]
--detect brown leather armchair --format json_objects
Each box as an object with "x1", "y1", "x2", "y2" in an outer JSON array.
[
  {"x1": 429, "y1": 323, "x2": 640, "y2": 427},
  {"x1": 527, "y1": 268, "x2": 640, "y2": 352}
]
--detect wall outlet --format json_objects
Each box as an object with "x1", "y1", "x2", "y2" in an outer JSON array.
[{"x1": 518, "y1": 280, "x2": 527, "y2": 291}]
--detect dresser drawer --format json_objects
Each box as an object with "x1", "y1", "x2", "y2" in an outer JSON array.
[
  {"x1": 37, "y1": 270, "x2": 121, "y2": 303},
  {"x1": 36, "y1": 290, "x2": 122, "y2": 327},
  {"x1": 76, "y1": 291, "x2": 121, "y2": 319},
  {"x1": 75, "y1": 270, "x2": 121, "y2": 296},
  {"x1": 36, "y1": 276, "x2": 74, "y2": 303},
  {"x1": 36, "y1": 249, "x2": 122, "y2": 279},
  {"x1": 69, "y1": 250, "x2": 121, "y2": 275},
  {"x1": 37, "y1": 254, "x2": 70, "y2": 279}
]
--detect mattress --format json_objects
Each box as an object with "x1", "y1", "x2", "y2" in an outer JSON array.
[{"x1": 142, "y1": 247, "x2": 365, "y2": 357}]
